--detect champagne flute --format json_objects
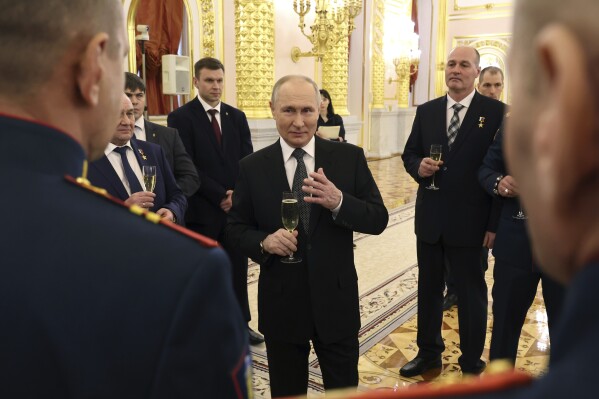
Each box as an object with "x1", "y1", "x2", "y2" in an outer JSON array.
[
  {"x1": 280, "y1": 191, "x2": 302, "y2": 264},
  {"x1": 142, "y1": 165, "x2": 156, "y2": 192},
  {"x1": 426, "y1": 144, "x2": 442, "y2": 190}
]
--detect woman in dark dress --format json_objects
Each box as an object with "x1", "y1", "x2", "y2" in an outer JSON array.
[{"x1": 318, "y1": 89, "x2": 346, "y2": 142}]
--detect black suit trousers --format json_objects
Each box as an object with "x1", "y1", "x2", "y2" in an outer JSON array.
[
  {"x1": 265, "y1": 334, "x2": 359, "y2": 398},
  {"x1": 416, "y1": 239, "x2": 488, "y2": 370}
]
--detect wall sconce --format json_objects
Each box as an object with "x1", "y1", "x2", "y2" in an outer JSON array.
[
  {"x1": 388, "y1": 49, "x2": 420, "y2": 84},
  {"x1": 291, "y1": 0, "x2": 362, "y2": 63}
]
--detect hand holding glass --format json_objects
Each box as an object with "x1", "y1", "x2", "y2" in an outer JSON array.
[
  {"x1": 280, "y1": 191, "x2": 302, "y2": 264},
  {"x1": 426, "y1": 145, "x2": 442, "y2": 190},
  {"x1": 142, "y1": 165, "x2": 156, "y2": 192}
]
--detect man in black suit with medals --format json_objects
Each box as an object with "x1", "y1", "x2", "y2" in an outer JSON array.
[
  {"x1": 167, "y1": 57, "x2": 261, "y2": 344},
  {"x1": 125, "y1": 72, "x2": 200, "y2": 199},
  {"x1": 401, "y1": 46, "x2": 505, "y2": 377},
  {"x1": 226, "y1": 75, "x2": 388, "y2": 397},
  {"x1": 88, "y1": 94, "x2": 187, "y2": 224}
]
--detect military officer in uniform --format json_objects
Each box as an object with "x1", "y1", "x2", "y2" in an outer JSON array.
[{"x1": 0, "y1": 1, "x2": 250, "y2": 398}]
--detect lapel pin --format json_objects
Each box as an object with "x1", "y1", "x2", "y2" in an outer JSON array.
[
  {"x1": 478, "y1": 116, "x2": 486, "y2": 128},
  {"x1": 138, "y1": 148, "x2": 148, "y2": 160}
]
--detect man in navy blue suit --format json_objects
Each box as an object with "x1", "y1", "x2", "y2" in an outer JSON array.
[
  {"x1": 89, "y1": 94, "x2": 187, "y2": 224},
  {"x1": 168, "y1": 57, "x2": 262, "y2": 344},
  {"x1": 0, "y1": 0, "x2": 249, "y2": 397},
  {"x1": 479, "y1": 126, "x2": 564, "y2": 363},
  {"x1": 401, "y1": 46, "x2": 505, "y2": 377}
]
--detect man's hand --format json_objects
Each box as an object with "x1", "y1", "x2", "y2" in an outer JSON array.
[
  {"x1": 124, "y1": 191, "x2": 156, "y2": 209},
  {"x1": 156, "y1": 208, "x2": 175, "y2": 222},
  {"x1": 418, "y1": 157, "x2": 444, "y2": 178},
  {"x1": 303, "y1": 168, "x2": 342, "y2": 210},
  {"x1": 483, "y1": 231, "x2": 496, "y2": 249},
  {"x1": 220, "y1": 190, "x2": 233, "y2": 213},
  {"x1": 498, "y1": 175, "x2": 519, "y2": 197},
  {"x1": 263, "y1": 228, "x2": 298, "y2": 257}
]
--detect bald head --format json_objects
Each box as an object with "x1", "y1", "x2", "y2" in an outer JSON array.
[{"x1": 445, "y1": 46, "x2": 481, "y2": 101}]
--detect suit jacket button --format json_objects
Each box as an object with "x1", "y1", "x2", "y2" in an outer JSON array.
[
  {"x1": 307, "y1": 244, "x2": 312, "y2": 250},
  {"x1": 443, "y1": 166, "x2": 447, "y2": 171}
]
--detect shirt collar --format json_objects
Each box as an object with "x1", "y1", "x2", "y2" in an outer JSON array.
[
  {"x1": 447, "y1": 89, "x2": 476, "y2": 110},
  {"x1": 105, "y1": 141, "x2": 133, "y2": 157},
  {"x1": 279, "y1": 135, "x2": 316, "y2": 162},
  {"x1": 135, "y1": 116, "x2": 144, "y2": 130},
  {"x1": 197, "y1": 95, "x2": 221, "y2": 114}
]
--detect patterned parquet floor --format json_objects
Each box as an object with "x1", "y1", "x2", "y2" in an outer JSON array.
[{"x1": 359, "y1": 156, "x2": 550, "y2": 391}]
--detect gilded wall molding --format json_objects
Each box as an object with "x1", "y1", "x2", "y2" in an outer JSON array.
[
  {"x1": 322, "y1": 19, "x2": 350, "y2": 116},
  {"x1": 453, "y1": 0, "x2": 512, "y2": 12},
  {"x1": 200, "y1": 0, "x2": 216, "y2": 57},
  {"x1": 435, "y1": 0, "x2": 448, "y2": 97},
  {"x1": 234, "y1": 0, "x2": 274, "y2": 118},
  {"x1": 371, "y1": 0, "x2": 385, "y2": 109}
]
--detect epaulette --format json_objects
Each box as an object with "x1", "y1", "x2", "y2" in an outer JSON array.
[
  {"x1": 322, "y1": 361, "x2": 534, "y2": 399},
  {"x1": 65, "y1": 175, "x2": 219, "y2": 248}
]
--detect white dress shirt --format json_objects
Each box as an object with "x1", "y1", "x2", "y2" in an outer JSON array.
[
  {"x1": 134, "y1": 116, "x2": 146, "y2": 141},
  {"x1": 105, "y1": 142, "x2": 144, "y2": 196}
]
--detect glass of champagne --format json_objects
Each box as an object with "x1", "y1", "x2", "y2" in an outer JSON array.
[
  {"x1": 280, "y1": 191, "x2": 302, "y2": 264},
  {"x1": 426, "y1": 144, "x2": 442, "y2": 190},
  {"x1": 142, "y1": 165, "x2": 156, "y2": 192}
]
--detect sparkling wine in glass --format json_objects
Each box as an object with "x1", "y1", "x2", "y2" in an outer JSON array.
[
  {"x1": 142, "y1": 165, "x2": 156, "y2": 192},
  {"x1": 426, "y1": 144, "x2": 442, "y2": 190},
  {"x1": 280, "y1": 191, "x2": 302, "y2": 264}
]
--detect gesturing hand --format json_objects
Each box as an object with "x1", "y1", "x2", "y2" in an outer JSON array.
[{"x1": 302, "y1": 168, "x2": 342, "y2": 210}]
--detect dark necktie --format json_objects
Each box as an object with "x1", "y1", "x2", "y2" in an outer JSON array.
[
  {"x1": 207, "y1": 109, "x2": 222, "y2": 146},
  {"x1": 113, "y1": 146, "x2": 144, "y2": 194},
  {"x1": 292, "y1": 148, "x2": 310, "y2": 232},
  {"x1": 447, "y1": 103, "x2": 464, "y2": 149}
]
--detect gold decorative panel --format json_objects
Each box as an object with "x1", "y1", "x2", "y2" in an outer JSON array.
[
  {"x1": 234, "y1": 0, "x2": 274, "y2": 118},
  {"x1": 371, "y1": 0, "x2": 385, "y2": 109},
  {"x1": 322, "y1": 18, "x2": 349, "y2": 116}
]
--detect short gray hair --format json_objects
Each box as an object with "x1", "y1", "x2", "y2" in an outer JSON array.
[{"x1": 271, "y1": 75, "x2": 321, "y2": 106}]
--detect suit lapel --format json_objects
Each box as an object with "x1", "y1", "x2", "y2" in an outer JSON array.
[
  {"x1": 144, "y1": 120, "x2": 158, "y2": 144},
  {"x1": 93, "y1": 156, "x2": 129, "y2": 200},
  {"x1": 130, "y1": 138, "x2": 149, "y2": 169},
  {"x1": 309, "y1": 137, "x2": 336, "y2": 236},
  {"x1": 220, "y1": 103, "x2": 233, "y2": 155},
  {"x1": 263, "y1": 140, "x2": 289, "y2": 192},
  {"x1": 447, "y1": 92, "x2": 483, "y2": 158},
  {"x1": 434, "y1": 97, "x2": 450, "y2": 155}
]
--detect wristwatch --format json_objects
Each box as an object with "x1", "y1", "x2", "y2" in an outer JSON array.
[{"x1": 259, "y1": 240, "x2": 265, "y2": 254}]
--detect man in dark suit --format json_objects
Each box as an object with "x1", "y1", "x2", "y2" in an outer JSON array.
[
  {"x1": 401, "y1": 46, "x2": 505, "y2": 377},
  {"x1": 442, "y1": 65, "x2": 506, "y2": 312},
  {"x1": 88, "y1": 94, "x2": 187, "y2": 224},
  {"x1": 226, "y1": 75, "x2": 388, "y2": 397},
  {"x1": 479, "y1": 126, "x2": 564, "y2": 363},
  {"x1": 0, "y1": 1, "x2": 249, "y2": 398},
  {"x1": 125, "y1": 72, "x2": 200, "y2": 198},
  {"x1": 167, "y1": 57, "x2": 261, "y2": 344}
]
